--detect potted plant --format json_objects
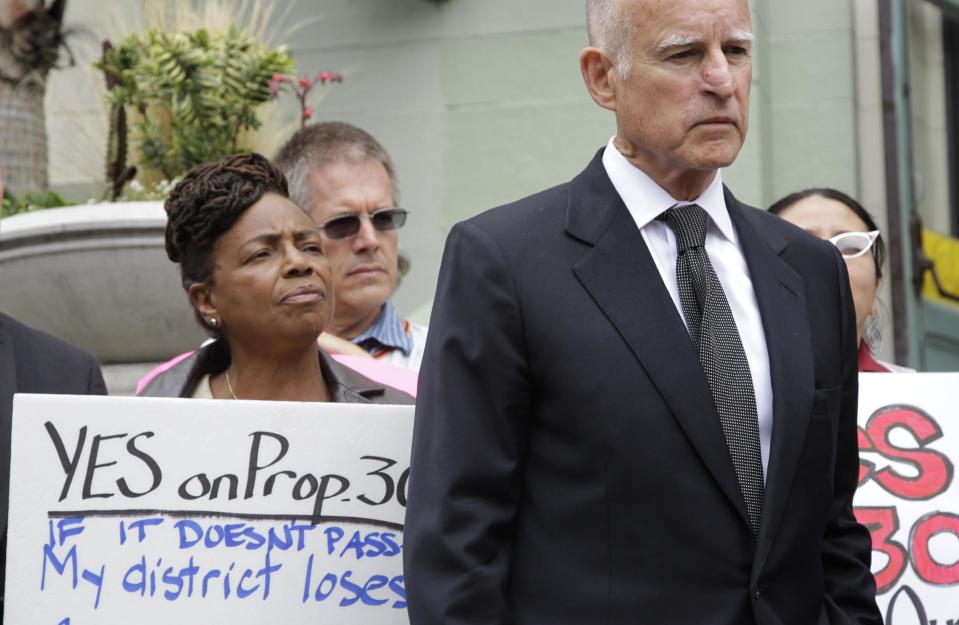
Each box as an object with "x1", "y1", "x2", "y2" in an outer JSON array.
[
  {"x1": 0, "y1": 12, "x2": 339, "y2": 376},
  {"x1": 97, "y1": 24, "x2": 294, "y2": 198}
]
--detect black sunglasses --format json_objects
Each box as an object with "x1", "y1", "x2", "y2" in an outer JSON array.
[{"x1": 318, "y1": 208, "x2": 409, "y2": 240}]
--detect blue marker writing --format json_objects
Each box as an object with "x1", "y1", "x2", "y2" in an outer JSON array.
[
  {"x1": 119, "y1": 518, "x2": 163, "y2": 544},
  {"x1": 81, "y1": 564, "x2": 106, "y2": 609}
]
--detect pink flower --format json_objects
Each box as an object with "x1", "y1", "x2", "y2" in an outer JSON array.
[
  {"x1": 298, "y1": 75, "x2": 311, "y2": 87},
  {"x1": 318, "y1": 71, "x2": 330, "y2": 83},
  {"x1": 303, "y1": 107, "x2": 314, "y2": 119}
]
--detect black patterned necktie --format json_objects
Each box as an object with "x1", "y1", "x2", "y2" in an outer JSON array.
[{"x1": 658, "y1": 204, "x2": 765, "y2": 538}]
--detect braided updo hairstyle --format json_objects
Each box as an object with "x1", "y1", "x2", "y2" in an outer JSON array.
[{"x1": 164, "y1": 152, "x2": 290, "y2": 330}]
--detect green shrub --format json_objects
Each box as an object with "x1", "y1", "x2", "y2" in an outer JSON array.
[
  {"x1": 1, "y1": 190, "x2": 73, "y2": 217},
  {"x1": 97, "y1": 25, "x2": 294, "y2": 191}
]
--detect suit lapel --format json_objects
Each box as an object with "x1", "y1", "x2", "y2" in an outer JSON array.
[
  {"x1": 567, "y1": 155, "x2": 750, "y2": 530},
  {"x1": 726, "y1": 191, "x2": 815, "y2": 569}
]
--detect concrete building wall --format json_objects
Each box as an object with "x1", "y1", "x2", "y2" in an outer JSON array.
[
  {"x1": 853, "y1": 0, "x2": 896, "y2": 362},
  {"x1": 908, "y1": 0, "x2": 952, "y2": 235},
  {"x1": 744, "y1": 0, "x2": 859, "y2": 206},
  {"x1": 46, "y1": 0, "x2": 610, "y2": 321},
  {"x1": 280, "y1": 0, "x2": 612, "y2": 320},
  {"x1": 45, "y1": 1, "x2": 884, "y2": 327}
]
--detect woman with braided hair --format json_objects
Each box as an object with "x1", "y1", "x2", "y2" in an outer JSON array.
[{"x1": 137, "y1": 152, "x2": 413, "y2": 403}]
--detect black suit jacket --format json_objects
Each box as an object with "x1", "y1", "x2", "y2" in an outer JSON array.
[
  {"x1": 0, "y1": 312, "x2": 107, "y2": 607},
  {"x1": 404, "y1": 152, "x2": 881, "y2": 625}
]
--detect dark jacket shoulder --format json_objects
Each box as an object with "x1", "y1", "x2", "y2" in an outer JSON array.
[
  {"x1": 468, "y1": 179, "x2": 571, "y2": 238},
  {"x1": 0, "y1": 312, "x2": 106, "y2": 395}
]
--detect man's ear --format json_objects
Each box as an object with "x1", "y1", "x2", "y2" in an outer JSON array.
[
  {"x1": 580, "y1": 47, "x2": 618, "y2": 112},
  {"x1": 188, "y1": 282, "x2": 218, "y2": 324}
]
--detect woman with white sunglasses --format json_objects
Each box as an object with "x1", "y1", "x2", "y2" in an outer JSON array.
[{"x1": 770, "y1": 188, "x2": 911, "y2": 372}]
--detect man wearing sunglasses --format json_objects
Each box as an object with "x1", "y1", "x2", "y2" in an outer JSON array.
[{"x1": 275, "y1": 122, "x2": 427, "y2": 370}]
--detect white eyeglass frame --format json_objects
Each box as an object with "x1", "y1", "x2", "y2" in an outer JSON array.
[{"x1": 828, "y1": 230, "x2": 880, "y2": 259}]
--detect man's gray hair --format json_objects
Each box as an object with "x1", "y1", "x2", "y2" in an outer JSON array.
[
  {"x1": 273, "y1": 121, "x2": 399, "y2": 212},
  {"x1": 586, "y1": 0, "x2": 632, "y2": 79}
]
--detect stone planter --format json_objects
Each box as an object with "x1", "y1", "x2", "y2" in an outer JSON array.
[{"x1": 0, "y1": 202, "x2": 206, "y2": 364}]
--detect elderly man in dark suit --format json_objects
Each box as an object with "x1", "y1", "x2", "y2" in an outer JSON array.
[
  {"x1": 0, "y1": 312, "x2": 106, "y2": 613},
  {"x1": 403, "y1": 0, "x2": 881, "y2": 624}
]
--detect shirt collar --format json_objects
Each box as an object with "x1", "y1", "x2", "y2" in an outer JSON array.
[
  {"x1": 601, "y1": 137, "x2": 738, "y2": 245},
  {"x1": 350, "y1": 300, "x2": 412, "y2": 356}
]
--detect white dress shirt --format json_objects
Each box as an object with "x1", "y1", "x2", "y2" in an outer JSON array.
[{"x1": 602, "y1": 139, "x2": 774, "y2": 477}]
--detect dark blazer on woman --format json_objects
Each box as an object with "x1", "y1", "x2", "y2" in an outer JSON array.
[{"x1": 137, "y1": 340, "x2": 413, "y2": 405}]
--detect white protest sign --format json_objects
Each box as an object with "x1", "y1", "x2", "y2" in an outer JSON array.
[
  {"x1": 4, "y1": 394, "x2": 414, "y2": 625},
  {"x1": 854, "y1": 373, "x2": 959, "y2": 625}
]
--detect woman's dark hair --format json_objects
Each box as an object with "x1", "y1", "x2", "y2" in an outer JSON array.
[
  {"x1": 165, "y1": 152, "x2": 289, "y2": 286},
  {"x1": 769, "y1": 187, "x2": 885, "y2": 282},
  {"x1": 164, "y1": 152, "x2": 289, "y2": 332}
]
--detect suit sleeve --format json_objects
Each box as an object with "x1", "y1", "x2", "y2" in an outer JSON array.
[
  {"x1": 821, "y1": 248, "x2": 882, "y2": 625},
  {"x1": 404, "y1": 221, "x2": 530, "y2": 625}
]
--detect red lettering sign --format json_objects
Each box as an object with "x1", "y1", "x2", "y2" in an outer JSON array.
[
  {"x1": 859, "y1": 406, "x2": 953, "y2": 500},
  {"x1": 909, "y1": 512, "x2": 959, "y2": 586},
  {"x1": 854, "y1": 506, "x2": 907, "y2": 593},
  {"x1": 858, "y1": 426, "x2": 875, "y2": 486}
]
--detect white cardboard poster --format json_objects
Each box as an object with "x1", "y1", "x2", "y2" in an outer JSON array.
[
  {"x1": 4, "y1": 394, "x2": 414, "y2": 625},
  {"x1": 855, "y1": 373, "x2": 959, "y2": 625},
  {"x1": 7, "y1": 375, "x2": 958, "y2": 624}
]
